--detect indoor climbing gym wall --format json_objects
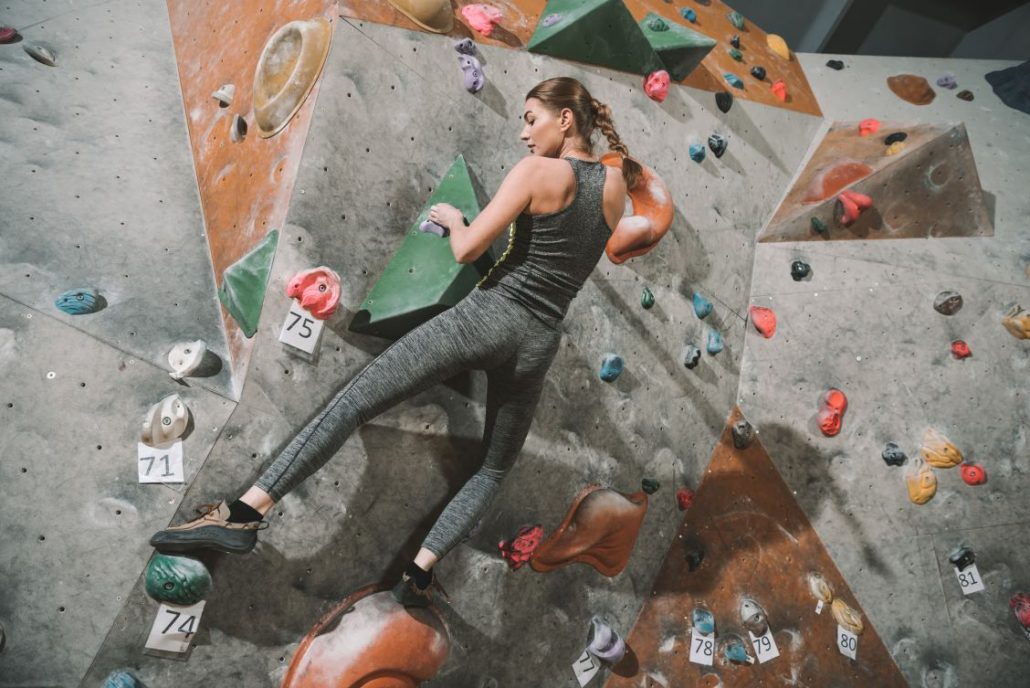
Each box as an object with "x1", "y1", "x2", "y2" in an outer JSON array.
[{"x1": 0, "y1": 0, "x2": 1027, "y2": 687}]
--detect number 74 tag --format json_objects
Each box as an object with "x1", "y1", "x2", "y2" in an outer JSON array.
[{"x1": 145, "y1": 601, "x2": 205, "y2": 654}]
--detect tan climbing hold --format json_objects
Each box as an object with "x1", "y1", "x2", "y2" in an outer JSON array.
[
  {"x1": 887, "y1": 74, "x2": 936, "y2": 106},
  {"x1": 1002, "y1": 304, "x2": 1030, "y2": 339},
  {"x1": 831, "y1": 599, "x2": 864, "y2": 635},
  {"x1": 253, "y1": 18, "x2": 333, "y2": 138},
  {"x1": 388, "y1": 0, "x2": 454, "y2": 33},
  {"x1": 920, "y1": 428, "x2": 963, "y2": 468},
  {"x1": 808, "y1": 572, "x2": 833, "y2": 603},
  {"x1": 885, "y1": 141, "x2": 906, "y2": 156},
  {"x1": 767, "y1": 34, "x2": 790, "y2": 61},
  {"x1": 906, "y1": 459, "x2": 937, "y2": 505}
]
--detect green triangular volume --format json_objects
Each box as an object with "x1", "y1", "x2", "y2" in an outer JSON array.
[
  {"x1": 218, "y1": 229, "x2": 279, "y2": 338},
  {"x1": 638, "y1": 11, "x2": 716, "y2": 81}
]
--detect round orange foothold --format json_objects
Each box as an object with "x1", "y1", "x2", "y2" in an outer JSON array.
[
  {"x1": 750, "y1": 305, "x2": 776, "y2": 338},
  {"x1": 960, "y1": 462, "x2": 987, "y2": 485},
  {"x1": 817, "y1": 388, "x2": 848, "y2": 437},
  {"x1": 601, "y1": 153, "x2": 674, "y2": 265},
  {"x1": 951, "y1": 340, "x2": 972, "y2": 359},
  {"x1": 858, "y1": 118, "x2": 881, "y2": 136}
]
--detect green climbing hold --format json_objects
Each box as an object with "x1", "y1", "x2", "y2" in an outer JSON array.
[
  {"x1": 145, "y1": 553, "x2": 212, "y2": 606},
  {"x1": 350, "y1": 155, "x2": 494, "y2": 339},
  {"x1": 646, "y1": 16, "x2": 669, "y2": 32},
  {"x1": 641, "y1": 477, "x2": 661, "y2": 494},
  {"x1": 639, "y1": 12, "x2": 717, "y2": 81},
  {"x1": 728, "y1": 11, "x2": 745, "y2": 30},
  {"x1": 728, "y1": 48, "x2": 743, "y2": 61},
  {"x1": 641, "y1": 287, "x2": 655, "y2": 309},
  {"x1": 218, "y1": 229, "x2": 279, "y2": 338},
  {"x1": 811, "y1": 217, "x2": 828, "y2": 234}
]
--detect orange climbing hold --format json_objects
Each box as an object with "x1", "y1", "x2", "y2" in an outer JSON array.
[
  {"x1": 802, "y1": 160, "x2": 874, "y2": 203},
  {"x1": 1002, "y1": 305, "x2": 1030, "y2": 339},
  {"x1": 750, "y1": 306, "x2": 777, "y2": 338},
  {"x1": 601, "y1": 153, "x2": 674, "y2": 265},
  {"x1": 921, "y1": 428, "x2": 963, "y2": 468},
  {"x1": 771, "y1": 79, "x2": 787, "y2": 102},
  {"x1": 767, "y1": 34, "x2": 791, "y2": 60},
  {"x1": 906, "y1": 459, "x2": 937, "y2": 505},
  {"x1": 817, "y1": 388, "x2": 848, "y2": 437},
  {"x1": 859, "y1": 118, "x2": 881, "y2": 136},
  {"x1": 836, "y1": 189, "x2": 873, "y2": 227}
]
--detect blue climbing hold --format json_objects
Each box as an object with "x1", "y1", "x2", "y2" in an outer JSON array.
[
  {"x1": 54, "y1": 288, "x2": 102, "y2": 315},
  {"x1": 689, "y1": 143, "x2": 706, "y2": 163},
  {"x1": 599, "y1": 353, "x2": 624, "y2": 382},
  {"x1": 680, "y1": 8, "x2": 697, "y2": 23},
  {"x1": 692, "y1": 292, "x2": 713, "y2": 319},
  {"x1": 692, "y1": 606, "x2": 716, "y2": 635},
  {"x1": 724, "y1": 72, "x2": 744, "y2": 89},
  {"x1": 103, "y1": 670, "x2": 145, "y2": 688},
  {"x1": 706, "y1": 329, "x2": 724, "y2": 354},
  {"x1": 724, "y1": 637, "x2": 749, "y2": 663}
]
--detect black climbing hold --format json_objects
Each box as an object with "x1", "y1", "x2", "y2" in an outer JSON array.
[
  {"x1": 683, "y1": 536, "x2": 705, "y2": 571},
  {"x1": 641, "y1": 477, "x2": 661, "y2": 494},
  {"x1": 715, "y1": 91, "x2": 733, "y2": 113},
  {"x1": 750, "y1": 65, "x2": 766, "y2": 81},
  {"x1": 884, "y1": 132, "x2": 908, "y2": 145},
  {"x1": 730, "y1": 34, "x2": 741, "y2": 49},
  {"x1": 826, "y1": 59, "x2": 845, "y2": 70},
  {"x1": 790, "y1": 260, "x2": 811, "y2": 281},
  {"x1": 707, "y1": 133, "x2": 728, "y2": 158},
  {"x1": 683, "y1": 344, "x2": 701, "y2": 369},
  {"x1": 948, "y1": 545, "x2": 975, "y2": 570},
  {"x1": 934, "y1": 290, "x2": 963, "y2": 316},
  {"x1": 881, "y1": 442, "x2": 907, "y2": 466},
  {"x1": 732, "y1": 419, "x2": 755, "y2": 449}
]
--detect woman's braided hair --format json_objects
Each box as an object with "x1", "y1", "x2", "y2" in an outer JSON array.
[{"x1": 525, "y1": 77, "x2": 643, "y2": 190}]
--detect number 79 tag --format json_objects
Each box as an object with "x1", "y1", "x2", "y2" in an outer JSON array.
[{"x1": 279, "y1": 302, "x2": 324, "y2": 354}]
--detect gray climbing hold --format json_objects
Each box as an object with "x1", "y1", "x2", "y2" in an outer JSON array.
[
  {"x1": 640, "y1": 287, "x2": 655, "y2": 309},
  {"x1": 682, "y1": 344, "x2": 701, "y2": 369},
  {"x1": 933, "y1": 290, "x2": 963, "y2": 316},
  {"x1": 715, "y1": 91, "x2": 733, "y2": 113},
  {"x1": 750, "y1": 65, "x2": 766, "y2": 81},
  {"x1": 692, "y1": 292, "x2": 713, "y2": 318},
  {"x1": 684, "y1": 538, "x2": 705, "y2": 571},
  {"x1": 882, "y1": 442, "x2": 907, "y2": 466},
  {"x1": 599, "y1": 353, "x2": 624, "y2": 382},
  {"x1": 586, "y1": 615, "x2": 627, "y2": 664},
  {"x1": 790, "y1": 260, "x2": 810, "y2": 281},
  {"x1": 419, "y1": 218, "x2": 448, "y2": 237},
  {"x1": 212, "y1": 83, "x2": 235, "y2": 107},
  {"x1": 740, "y1": 598, "x2": 769, "y2": 635},
  {"x1": 689, "y1": 143, "x2": 706, "y2": 163},
  {"x1": 24, "y1": 43, "x2": 56, "y2": 67},
  {"x1": 540, "y1": 13, "x2": 564, "y2": 28},
  {"x1": 708, "y1": 133, "x2": 728, "y2": 158},
  {"x1": 230, "y1": 114, "x2": 247, "y2": 143},
  {"x1": 732, "y1": 419, "x2": 755, "y2": 448},
  {"x1": 453, "y1": 38, "x2": 475, "y2": 55},
  {"x1": 730, "y1": 34, "x2": 741, "y2": 49}
]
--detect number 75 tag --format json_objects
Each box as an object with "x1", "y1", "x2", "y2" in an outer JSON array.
[{"x1": 279, "y1": 302, "x2": 324, "y2": 354}]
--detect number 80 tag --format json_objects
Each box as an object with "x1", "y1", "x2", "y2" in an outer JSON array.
[
  {"x1": 837, "y1": 625, "x2": 858, "y2": 660},
  {"x1": 279, "y1": 302, "x2": 325, "y2": 354}
]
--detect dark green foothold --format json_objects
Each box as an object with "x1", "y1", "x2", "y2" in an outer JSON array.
[
  {"x1": 727, "y1": 11, "x2": 745, "y2": 30},
  {"x1": 715, "y1": 91, "x2": 733, "y2": 113},
  {"x1": 728, "y1": 48, "x2": 743, "y2": 61},
  {"x1": 350, "y1": 155, "x2": 494, "y2": 339},
  {"x1": 641, "y1": 477, "x2": 661, "y2": 494},
  {"x1": 641, "y1": 287, "x2": 655, "y2": 309},
  {"x1": 145, "y1": 554, "x2": 212, "y2": 606},
  {"x1": 811, "y1": 217, "x2": 828, "y2": 234},
  {"x1": 639, "y1": 11, "x2": 717, "y2": 81},
  {"x1": 218, "y1": 229, "x2": 279, "y2": 338},
  {"x1": 730, "y1": 34, "x2": 741, "y2": 49}
]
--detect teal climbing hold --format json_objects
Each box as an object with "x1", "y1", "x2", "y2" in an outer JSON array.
[
  {"x1": 54, "y1": 288, "x2": 102, "y2": 315},
  {"x1": 727, "y1": 11, "x2": 745, "y2": 30},
  {"x1": 681, "y1": 8, "x2": 697, "y2": 22},
  {"x1": 811, "y1": 216, "x2": 828, "y2": 234},
  {"x1": 599, "y1": 353, "x2": 624, "y2": 382},
  {"x1": 692, "y1": 292, "x2": 713, "y2": 318},
  {"x1": 646, "y1": 16, "x2": 669, "y2": 32},
  {"x1": 724, "y1": 636, "x2": 750, "y2": 663},
  {"x1": 724, "y1": 72, "x2": 744, "y2": 89},
  {"x1": 640, "y1": 287, "x2": 655, "y2": 309},
  {"x1": 218, "y1": 229, "x2": 279, "y2": 338},
  {"x1": 145, "y1": 553, "x2": 213, "y2": 606},
  {"x1": 639, "y1": 12, "x2": 716, "y2": 81},
  {"x1": 728, "y1": 48, "x2": 743, "y2": 61},
  {"x1": 103, "y1": 670, "x2": 144, "y2": 688},
  {"x1": 692, "y1": 606, "x2": 716, "y2": 634},
  {"x1": 706, "y1": 329, "x2": 724, "y2": 354},
  {"x1": 689, "y1": 143, "x2": 706, "y2": 163}
]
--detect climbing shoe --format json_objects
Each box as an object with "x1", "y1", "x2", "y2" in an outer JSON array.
[
  {"x1": 149, "y1": 501, "x2": 267, "y2": 555},
  {"x1": 391, "y1": 570, "x2": 448, "y2": 609}
]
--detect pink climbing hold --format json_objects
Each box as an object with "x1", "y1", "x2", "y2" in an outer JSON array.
[
  {"x1": 960, "y1": 463, "x2": 987, "y2": 485},
  {"x1": 644, "y1": 70, "x2": 670, "y2": 103},
  {"x1": 286, "y1": 266, "x2": 342, "y2": 320},
  {"x1": 1010, "y1": 593, "x2": 1030, "y2": 628},
  {"x1": 859, "y1": 118, "x2": 881, "y2": 136},
  {"x1": 676, "y1": 487, "x2": 695, "y2": 511},
  {"x1": 498, "y1": 524, "x2": 543, "y2": 570},
  {"x1": 750, "y1": 306, "x2": 777, "y2": 338},
  {"x1": 817, "y1": 388, "x2": 848, "y2": 437},
  {"x1": 0, "y1": 26, "x2": 17, "y2": 43},
  {"x1": 836, "y1": 189, "x2": 873, "y2": 227},
  {"x1": 461, "y1": 4, "x2": 503, "y2": 36},
  {"x1": 951, "y1": 340, "x2": 972, "y2": 359},
  {"x1": 770, "y1": 79, "x2": 787, "y2": 102}
]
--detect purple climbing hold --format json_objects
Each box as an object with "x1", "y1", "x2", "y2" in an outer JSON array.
[
  {"x1": 936, "y1": 74, "x2": 957, "y2": 90},
  {"x1": 541, "y1": 12, "x2": 564, "y2": 28},
  {"x1": 750, "y1": 65, "x2": 766, "y2": 81},
  {"x1": 419, "y1": 218, "x2": 448, "y2": 237},
  {"x1": 715, "y1": 91, "x2": 733, "y2": 113},
  {"x1": 0, "y1": 26, "x2": 18, "y2": 43},
  {"x1": 458, "y1": 54, "x2": 486, "y2": 93},
  {"x1": 586, "y1": 615, "x2": 627, "y2": 664}
]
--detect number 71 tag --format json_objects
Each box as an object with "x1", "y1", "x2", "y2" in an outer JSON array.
[
  {"x1": 145, "y1": 601, "x2": 205, "y2": 653},
  {"x1": 689, "y1": 630, "x2": 716, "y2": 666},
  {"x1": 137, "y1": 440, "x2": 185, "y2": 484},
  {"x1": 572, "y1": 649, "x2": 600, "y2": 686},
  {"x1": 279, "y1": 302, "x2": 325, "y2": 354}
]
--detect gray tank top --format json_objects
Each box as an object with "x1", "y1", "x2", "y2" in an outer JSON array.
[{"x1": 477, "y1": 157, "x2": 612, "y2": 329}]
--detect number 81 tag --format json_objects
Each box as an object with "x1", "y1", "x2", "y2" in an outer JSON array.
[
  {"x1": 689, "y1": 630, "x2": 716, "y2": 666},
  {"x1": 954, "y1": 563, "x2": 986, "y2": 594},
  {"x1": 279, "y1": 302, "x2": 324, "y2": 354}
]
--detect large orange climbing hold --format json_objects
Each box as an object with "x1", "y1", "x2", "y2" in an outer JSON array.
[
  {"x1": 767, "y1": 33, "x2": 791, "y2": 60},
  {"x1": 906, "y1": 459, "x2": 937, "y2": 505},
  {"x1": 836, "y1": 189, "x2": 873, "y2": 227},
  {"x1": 859, "y1": 118, "x2": 881, "y2": 136},
  {"x1": 601, "y1": 153, "x2": 674, "y2": 265},
  {"x1": 817, "y1": 388, "x2": 848, "y2": 436},
  {"x1": 802, "y1": 160, "x2": 874, "y2": 203},
  {"x1": 1002, "y1": 305, "x2": 1030, "y2": 339},
  {"x1": 920, "y1": 428, "x2": 963, "y2": 468},
  {"x1": 750, "y1": 306, "x2": 777, "y2": 338},
  {"x1": 530, "y1": 484, "x2": 649, "y2": 577}
]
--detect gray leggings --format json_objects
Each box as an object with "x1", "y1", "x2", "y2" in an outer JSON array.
[{"x1": 254, "y1": 286, "x2": 562, "y2": 558}]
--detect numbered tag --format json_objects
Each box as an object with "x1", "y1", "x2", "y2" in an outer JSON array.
[
  {"x1": 279, "y1": 302, "x2": 324, "y2": 354},
  {"x1": 689, "y1": 630, "x2": 716, "y2": 666},
  {"x1": 837, "y1": 625, "x2": 858, "y2": 660},
  {"x1": 749, "y1": 628, "x2": 780, "y2": 664},
  {"x1": 137, "y1": 440, "x2": 185, "y2": 484},
  {"x1": 954, "y1": 563, "x2": 986, "y2": 594},
  {"x1": 815, "y1": 599, "x2": 825, "y2": 614},
  {"x1": 145, "y1": 601, "x2": 205, "y2": 653},
  {"x1": 572, "y1": 649, "x2": 601, "y2": 686}
]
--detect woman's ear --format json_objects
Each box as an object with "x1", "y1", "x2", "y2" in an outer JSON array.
[{"x1": 559, "y1": 107, "x2": 575, "y2": 133}]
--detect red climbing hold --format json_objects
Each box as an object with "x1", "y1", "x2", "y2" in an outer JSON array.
[
  {"x1": 817, "y1": 388, "x2": 848, "y2": 437},
  {"x1": 644, "y1": 70, "x2": 670, "y2": 103},
  {"x1": 960, "y1": 463, "x2": 987, "y2": 485},
  {"x1": 771, "y1": 79, "x2": 787, "y2": 102},
  {"x1": 859, "y1": 118, "x2": 881, "y2": 136},
  {"x1": 1010, "y1": 593, "x2": 1030, "y2": 628},
  {"x1": 750, "y1": 306, "x2": 777, "y2": 338},
  {"x1": 0, "y1": 26, "x2": 18, "y2": 43},
  {"x1": 951, "y1": 340, "x2": 972, "y2": 359},
  {"x1": 836, "y1": 189, "x2": 873, "y2": 227},
  {"x1": 498, "y1": 524, "x2": 543, "y2": 570},
  {"x1": 676, "y1": 487, "x2": 695, "y2": 511}
]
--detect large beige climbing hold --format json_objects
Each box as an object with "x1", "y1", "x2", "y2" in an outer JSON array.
[
  {"x1": 1002, "y1": 304, "x2": 1030, "y2": 339},
  {"x1": 767, "y1": 34, "x2": 791, "y2": 60},
  {"x1": 388, "y1": 0, "x2": 454, "y2": 33},
  {"x1": 253, "y1": 18, "x2": 333, "y2": 138},
  {"x1": 920, "y1": 428, "x2": 963, "y2": 468},
  {"x1": 831, "y1": 599, "x2": 864, "y2": 635},
  {"x1": 906, "y1": 459, "x2": 937, "y2": 505}
]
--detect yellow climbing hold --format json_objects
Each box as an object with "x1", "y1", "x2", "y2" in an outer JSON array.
[
  {"x1": 808, "y1": 572, "x2": 833, "y2": 603},
  {"x1": 1002, "y1": 304, "x2": 1030, "y2": 339},
  {"x1": 767, "y1": 34, "x2": 791, "y2": 61},
  {"x1": 906, "y1": 459, "x2": 937, "y2": 505},
  {"x1": 885, "y1": 141, "x2": 907, "y2": 156},
  {"x1": 831, "y1": 599, "x2": 864, "y2": 635},
  {"x1": 920, "y1": 428, "x2": 963, "y2": 468}
]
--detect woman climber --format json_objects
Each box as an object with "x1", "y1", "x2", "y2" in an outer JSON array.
[{"x1": 149, "y1": 76, "x2": 644, "y2": 607}]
